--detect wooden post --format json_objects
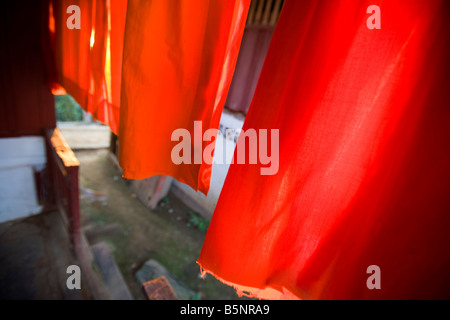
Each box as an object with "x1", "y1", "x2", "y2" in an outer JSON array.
[
  {"x1": 148, "y1": 176, "x2": 168, "y2": 210},
  {"x1": 67, "y1": 165, "x2": 81, "y2": 250},
  {"x1": 109, "y1": 131, "x2": 118, "y2": 156}
]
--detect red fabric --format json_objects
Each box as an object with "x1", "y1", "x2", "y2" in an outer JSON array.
[
  {"x1": 198, "y1": 0, "x2": 450, "y2": 299},
  {"x1": 118, "y1": 0, "x2": 250, "y2": 194}
]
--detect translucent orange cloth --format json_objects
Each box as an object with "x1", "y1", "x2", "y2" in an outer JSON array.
[
  {"x1": 198, "y1": 0, "x2": 450, "y2": 299},
  {"x1": 53, "y1": 1, "x2": 249, "y2": 193},
  {"x1": 52, "y1": 0, "x2": 126, "y2": 134},
  {"x1": 53, "y1": 0, "x2": 93, "y2": 106},
  {"x1": 118, "y1": 0, "x2": 250, "y2": 194}
]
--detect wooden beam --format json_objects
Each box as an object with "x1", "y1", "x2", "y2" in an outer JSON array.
[
  {"x1": 48, "y1": 128, "x2": 80, "y2": 168},
  {"x1": 270, "y1": 0, "x2": 283, "y2": 26},
  {"x1": 262, "y1": 0, "x2": 273, "y2": 25}
]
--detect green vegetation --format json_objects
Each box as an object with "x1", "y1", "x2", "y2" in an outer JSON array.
[
  {"x1": 187, "y1": 211, "x2": 209, "y2": 232},
  {"x1": 54, "y1": 94, "x2": 84, "y2": 121},
  {"x1": 76, "y1": 150, "x2": 238, "y2": 300}
]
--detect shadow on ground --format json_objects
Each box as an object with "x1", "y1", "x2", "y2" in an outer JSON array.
[
  {"x1": 0, "y1": 210, "x2": 90, "y2": 300},
  {"x1": 76, "y1": 149, "x2": 240, "y2": 300}
]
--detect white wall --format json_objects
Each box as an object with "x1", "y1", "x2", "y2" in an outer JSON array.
[
  {"x1": 171, "y1": 109, "x2": 245, "y2": 220},
  {"x1": 0, "y1": 136, "x2": 46, "y2": 223}
]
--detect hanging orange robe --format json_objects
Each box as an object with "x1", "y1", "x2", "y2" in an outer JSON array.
[
  {"x1": 118, "y1": 0, "x2": 250, "y2": 194},
  {"x1": 198, "y1": 0, "x2": 450, "y2": 299},
  {"x1": 53, "y1": 0, "x2": 93, "y2": 108},
  {"x1": 52, "y1": 0, "x2": 126, "y2": 134}
]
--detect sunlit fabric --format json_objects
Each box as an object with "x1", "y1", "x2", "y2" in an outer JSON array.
[
  {"x1": 198, "y1": 0, "x2": 450, "y2": 299},
  {"x1": 53, "y1": 0, "x2": 93, "y2": 107},
  {"x1": 118, "y1": 0, "x2": 250, "y2": 194},
  {"x1": 52, "y1": 0, "x2": 126, "y2": 134},
  {"x1": 107, "y1": 0, "x2": 127, "y2": 135}
]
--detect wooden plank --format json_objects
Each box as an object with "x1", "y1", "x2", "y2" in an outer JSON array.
[
  {"x1": 246, "y1": 0, "x2": 257, "y2": 25},
  {"x1": 47, "y1": 128, "x2": 80, "y2": 168},
  {"x1": 148, "y1": 175, "x2": 171, "y2": 210},
  {"x1": 270, "y1": 0, "x2": 283, "y2": 26},
  {"x1": 254, "y1": 0, "x2": 265, "y2": 24},
  {"x1": 91, "y1": 242, "x2": 133, "y2": 300},
  {"x1": 262, "y1": 0, "x2": 273, "y2": 25}
]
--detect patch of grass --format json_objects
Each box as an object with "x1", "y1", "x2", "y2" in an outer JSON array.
[
  {"x1": 187, "y1": 211, "x2": 209, "y2": 232},
  {"x1": 55, "y1": 94, "x2": 84, "y2": 121}
]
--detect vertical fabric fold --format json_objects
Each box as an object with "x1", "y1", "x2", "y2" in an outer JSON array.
[
  {"x1": 198, "y1": 0, "x2": 450, "y2": 299},
  {"x1": 53, "y1": 0, "x2": 93, "y2": 108},
  {"x1": 107, "y1": 0, "x2": 127, "y2": 135},
  {"x1": 118, "y1": 0, "x2": 250, "y2": 195},
  {"x1": 52, "y1": 0, "x2": 126, "y2": 134}
]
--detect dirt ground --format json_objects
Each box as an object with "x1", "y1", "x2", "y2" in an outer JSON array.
[{"x1": 75, "y1": 149, "x2": 240, "y2": 300}]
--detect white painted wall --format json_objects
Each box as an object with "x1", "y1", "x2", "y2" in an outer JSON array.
[
  {"x1": 0, "y1": 136, "x2": 46, "y2": 223},
  {"x1": 172, "y1": 109, "x2": 245, "y2": 220}
]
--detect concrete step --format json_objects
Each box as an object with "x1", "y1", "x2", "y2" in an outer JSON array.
[{"x1": 90, "y1": 242, "x2": 133, "y2": 300}]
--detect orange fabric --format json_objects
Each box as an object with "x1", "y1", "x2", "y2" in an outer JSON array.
[
  {"x1": 198, "y1": 0, "x2": 450, "y2": 299},
  {"x1": 88, "y1": 0, "x2": 108, "y2": 124},
  {"x1": 53, "y1": 0, "x2": 126, "y2": 134},
  {"x1": 53, "y1": 0, "x2": 93, "y2": 106},
  {"x1": 118, "y1": 0, "x2": 250, "y2": 194},
  {"x1": 107, "y1": 0, "x2": 127, "y2": 135}
]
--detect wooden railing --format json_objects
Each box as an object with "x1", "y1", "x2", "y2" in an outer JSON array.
[
  {"x1": 44, "y1": 127, "x2": 112, "y2": 299},
  {"x1": 45, "y1": 128, "x2": 81, "y2": 249}
]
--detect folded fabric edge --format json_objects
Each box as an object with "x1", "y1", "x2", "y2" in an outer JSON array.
[
  {"x1": 121, "y1": 169, "x2": 210, "y2": 197},
  {"x1": 196, "y1": 261, "x2": 300, "y2": 300}
]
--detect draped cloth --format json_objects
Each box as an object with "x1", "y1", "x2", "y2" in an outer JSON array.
[
  {"x1": 118, "y1": 0, "x2": 250, "y2": 194},
  {"x1": 52, "y1": 0, "x2": 249, "y2": 194},
  {"x1": 52, "y1": 0, "x2": 126, "y2": 134},
  {"x1": 198, "y1": 0, "x2": 450, "y2": 299},
  {"x1": 52, "y1": 0, "x2": 93, "y2": 108}
]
